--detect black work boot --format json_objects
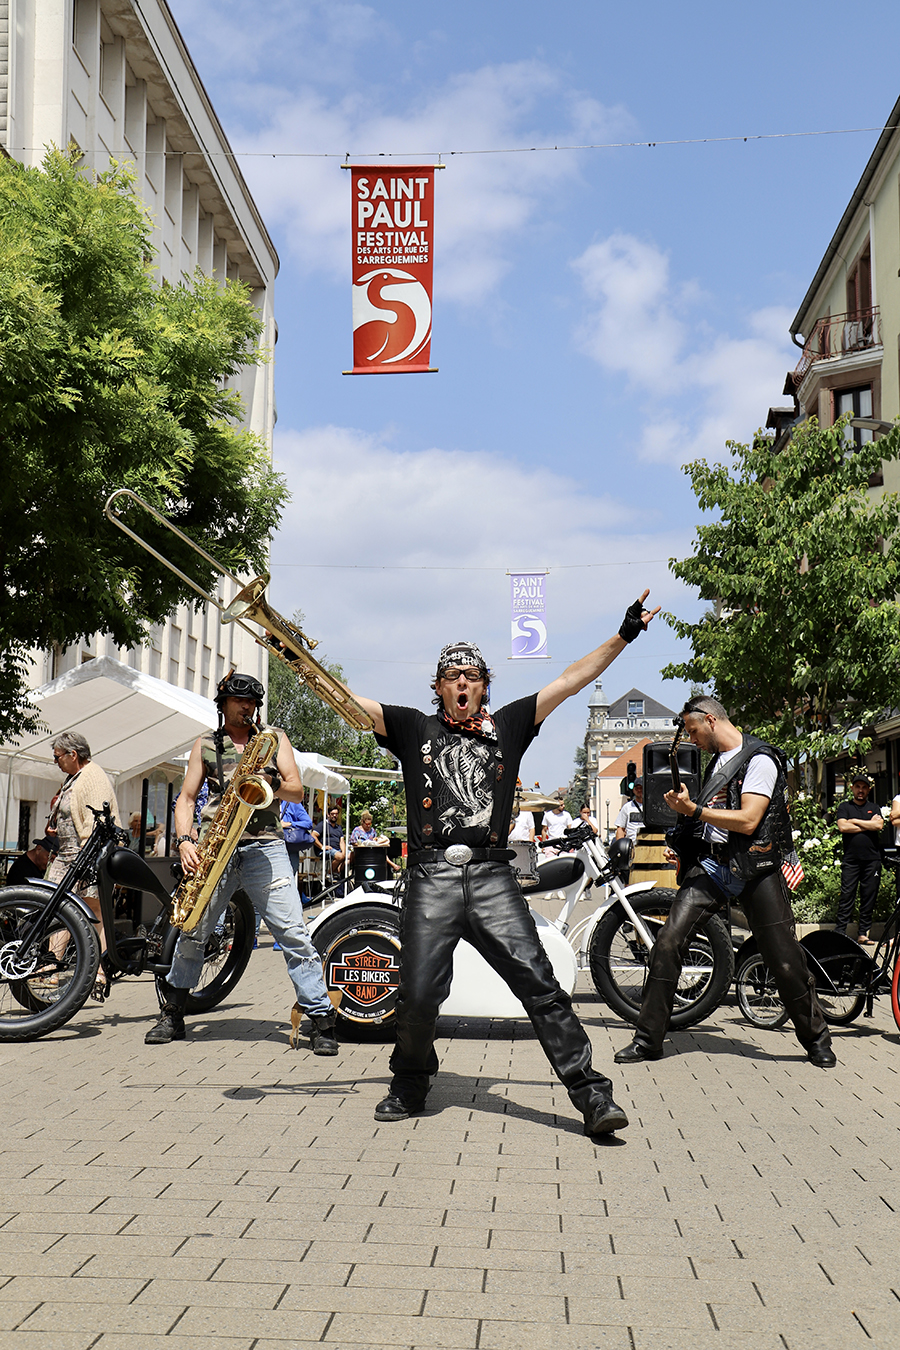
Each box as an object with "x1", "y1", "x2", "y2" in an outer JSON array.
[
  {"x1": 144, "y1": 986, "x2": 188, "y2": 1045},
  {"x1": 144, "y1": 1005, "x2": 186, "y2": 1045},
  {"x1": 309, "y1": 1010, "x2": 339, "y2": 1056}
]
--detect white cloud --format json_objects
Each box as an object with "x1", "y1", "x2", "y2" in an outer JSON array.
[
  {"x1": 225, "y1": 63, "x2": 632, "y2": 304},
  {"x1": 572, "y1": 234, "x2": 795, "y2": 464},
  {"x1": 572, "y1": 234, "x2": 686, "y2": 392}
]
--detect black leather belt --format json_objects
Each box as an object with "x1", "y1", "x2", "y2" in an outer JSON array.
[
  {"x1": 708, "y1": 843, "x2": 728, "y2": 864},
  {"x1": 409, "y1": 846, "x2": 515, "y2": 867}
]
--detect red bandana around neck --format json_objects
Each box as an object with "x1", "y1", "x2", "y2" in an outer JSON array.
[{"x1": 438, "y1": 705, "x2": 497, "y2": 741}]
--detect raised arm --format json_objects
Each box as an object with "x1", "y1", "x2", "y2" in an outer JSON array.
[{"x1": 535, "y1": 591, "x2": 659, "y2": 724}]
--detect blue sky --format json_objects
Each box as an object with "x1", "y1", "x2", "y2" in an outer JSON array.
[{"x1": 175, "y1": 0, "x2": 900, "y2": 788}]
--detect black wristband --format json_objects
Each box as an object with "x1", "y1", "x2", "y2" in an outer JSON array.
[
  {"x1": 692, "y1": 803, "x2": 703, "y2": 820},
  {"x1": 618, "y1": 597, "x2": 645, "y2": 643},
  {"x1": 176, "y1": 834, "x2": 196, "y2": 847}
]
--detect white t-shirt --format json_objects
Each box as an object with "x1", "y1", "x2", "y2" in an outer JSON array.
[
  {"x1": 892, "y1": 795, "x2": 900, "y2": 847},
  {"x1": 509, "y1": 810, "x2": 534, "y2": 842},
  {"x1": 701, "y1": 748, "x2": 778, "y2": 846},
  {"x1": 614, "y1": 801, "x2": 643, "y2": 843},
  {"x1": 544, "y1": 809, "x2": 574, "y2": 839}
]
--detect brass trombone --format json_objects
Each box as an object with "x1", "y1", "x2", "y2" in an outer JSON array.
[{"x1": 103, "y1": 488, "x2": 374, "y2": 731}]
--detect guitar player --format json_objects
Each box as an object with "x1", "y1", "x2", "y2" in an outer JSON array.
[{"x1": 614, "y1": 695, "x2": 835, "y2": 1070}]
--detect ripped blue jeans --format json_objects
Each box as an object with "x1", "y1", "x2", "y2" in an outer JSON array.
[{"x1": 166, "y1": 839, "x2": 332, "y2": 1016}]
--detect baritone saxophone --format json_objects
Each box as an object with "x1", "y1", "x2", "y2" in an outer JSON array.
[{"x1": 171, "y1": 726, "x2": 280, "y2": 933}]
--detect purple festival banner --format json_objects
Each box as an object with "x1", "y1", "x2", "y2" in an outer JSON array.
[{"x1": 509, "y1": 572, "x2": 549, "y2": 659}]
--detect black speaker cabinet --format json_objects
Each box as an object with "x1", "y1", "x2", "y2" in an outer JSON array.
[{"x1": 642, "y1": 740, "x2": 701, "y2": 831}]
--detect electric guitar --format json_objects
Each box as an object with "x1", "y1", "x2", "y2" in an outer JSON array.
[{"x1": 665, "y1": 717, "x2": 702, "y2": 884}]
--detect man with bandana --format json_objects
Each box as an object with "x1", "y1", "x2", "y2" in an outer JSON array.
[{"x1": 344, "y1": 592, "x2": 659, "y2": 1138}]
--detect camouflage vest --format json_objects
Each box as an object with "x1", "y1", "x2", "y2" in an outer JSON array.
[{"x1": 199, "y1": 728, "x2": 284, "y2": 844}]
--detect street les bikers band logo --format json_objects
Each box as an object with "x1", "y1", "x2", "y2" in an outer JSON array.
[{"x1": 326, "y1": 931, "x2": 401, "y2": 1022}]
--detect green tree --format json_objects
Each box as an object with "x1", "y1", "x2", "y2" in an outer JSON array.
[
  {"x1": 0, "y1": 148, "x2": 287, "y2": 739},
  {"x1": 267, "y1": 632, "x2": 404, "y2": 833},
  {"x1": 266, "y1": 622, "x2": 364, "y2": 762},
  {"x1": 663, "y1": 418, "x2": 900, "y2": 795},
  {"x1": 565, "y1": 742, "x2": 587, "y2": 814}
]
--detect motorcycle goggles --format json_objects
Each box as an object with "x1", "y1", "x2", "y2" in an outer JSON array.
[{"x1": 216, "y1": 673, "x2": 265, "y2": 705}]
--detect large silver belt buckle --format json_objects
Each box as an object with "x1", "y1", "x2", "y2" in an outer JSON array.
[{"x1": 443, "y1": 844, "x2": 473, "y2": 867}]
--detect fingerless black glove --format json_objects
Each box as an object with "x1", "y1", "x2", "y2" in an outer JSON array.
[
  {"x1": 263, "y1": 766, "x2": 282, "y2": 793},
  {"x1": 618, "y1": 597, "x2": 646, "y2": 643}
]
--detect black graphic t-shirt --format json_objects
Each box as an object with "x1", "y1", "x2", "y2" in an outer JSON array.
[{"x1": 377, "y1": 694, "x2": 541, "y2": 850}]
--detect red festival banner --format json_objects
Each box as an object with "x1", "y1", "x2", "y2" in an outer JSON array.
[{"x1": 347, "y1": 165, "x2": 436, "y2": 374}]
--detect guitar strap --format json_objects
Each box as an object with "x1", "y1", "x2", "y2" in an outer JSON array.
[{"x1": 695, "y1": 736, "x2": 768, "y2": 810}]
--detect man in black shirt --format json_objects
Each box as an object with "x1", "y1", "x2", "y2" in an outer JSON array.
[
  {"x1": 6, "y1": 837, "x2": 54, "y2": 886},
  {"x1": 835, "y1": 774, "x2": 884, "y2": 944},
  {"x1": 345, "y1": 592, "x2": 658, "y2": 1138}
]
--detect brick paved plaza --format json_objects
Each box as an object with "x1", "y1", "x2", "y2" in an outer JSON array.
[{"x1": 0, "y1": 934, "x2": 898, "y2": 1350}]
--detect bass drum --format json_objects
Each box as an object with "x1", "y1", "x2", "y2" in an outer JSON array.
[{"x1": 311, "y1": 903, "x2": 402, "y2": 1031}]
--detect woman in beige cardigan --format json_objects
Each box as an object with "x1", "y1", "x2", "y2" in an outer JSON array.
[{"x1": 46, "y1": 731, "x2": 120, "y2": 998}]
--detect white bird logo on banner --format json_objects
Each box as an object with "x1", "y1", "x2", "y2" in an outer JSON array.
[{"x1": 352, "y1": 267, "x2": 432, "y2": 364}]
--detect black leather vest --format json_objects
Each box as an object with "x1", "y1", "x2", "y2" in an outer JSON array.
[{"x1": 721, "y1": 736, "x2": 792, "y2": 879}]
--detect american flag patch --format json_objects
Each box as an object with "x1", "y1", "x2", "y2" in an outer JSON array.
[{"x1": 781, "y1": 855, "x2": 804, "y2": 890}]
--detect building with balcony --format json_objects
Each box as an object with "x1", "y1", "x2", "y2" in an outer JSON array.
[
  {"x1": 0, "y1": 0, "x2": 279, "y2": 850},
  {"x1": 786, "y1": 91, "x2": 900, "y2": 494},
  {"x1": 779, "y1": 91, "x2": 900, "y2": 803}
]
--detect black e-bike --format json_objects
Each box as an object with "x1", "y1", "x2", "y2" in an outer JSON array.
[{"x1": 0, "y1": 803, "x2": 254, "y2": 1040}]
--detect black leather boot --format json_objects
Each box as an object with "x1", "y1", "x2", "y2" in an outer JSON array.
[{"x1": 614, "y1": 1037, "x2": 663, "y2": 1064}]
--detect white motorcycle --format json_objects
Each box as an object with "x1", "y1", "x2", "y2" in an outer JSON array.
[{"x1": 306, "y1": 821, "x2": 733, "y2": 1031}]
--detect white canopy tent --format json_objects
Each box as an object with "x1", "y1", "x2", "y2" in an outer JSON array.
[
  {"x1": 1, "y1": 656, "x2": 219, "y2": 849},
  {"x1": 293, "y1": 752, "x2": 350, "y2": 796}
]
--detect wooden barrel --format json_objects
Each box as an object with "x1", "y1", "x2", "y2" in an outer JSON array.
[{"x1": 629, "y1": 832, "x2": 677, "y2": 887}]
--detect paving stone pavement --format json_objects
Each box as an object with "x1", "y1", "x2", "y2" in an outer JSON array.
[{"x1": 0, "y1": 934, "x2": 898, "y2": 1349}]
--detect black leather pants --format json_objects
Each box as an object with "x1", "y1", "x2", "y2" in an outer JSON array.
[
  {"x1": 634, "y1": 865, "x2": 829, "y2": 1054},
  {"x1": 389, "y1": 859, "x2": 614, "y2": 1113}
]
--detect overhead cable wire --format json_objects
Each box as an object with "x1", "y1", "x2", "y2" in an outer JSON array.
[
  {"x1": 34, "y1": 121, "x2": 900, "y2": 161},
  {"x1": 269, "y1": 558, "x2": 671, "y2": 571}
]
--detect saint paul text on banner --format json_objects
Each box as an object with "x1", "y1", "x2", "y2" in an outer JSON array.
[
  {"x1": 510, "y1": 572, "x2": 549, "y2": 659},
  {"x1": 348, "y1": 165, "x2": 437, "y2": 374}
]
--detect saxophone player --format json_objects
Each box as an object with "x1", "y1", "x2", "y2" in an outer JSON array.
[{"x1": 144, "y1": 672, "x2": 339, "y2": 1053}]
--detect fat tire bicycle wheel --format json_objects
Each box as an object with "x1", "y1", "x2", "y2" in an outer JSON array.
[
  {"x1": 735, "y1": 953, "x2": 790, "y2": 1029},
  {"x1": 588, "y1": 891, "x2": 734, "y2": 1028},
  {"x1": 0, "y1": 890, "x2": 101, "y2": 1040},
  {"x1": 156, "y1": 890, "x2": 256, "y2": 1013}
]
